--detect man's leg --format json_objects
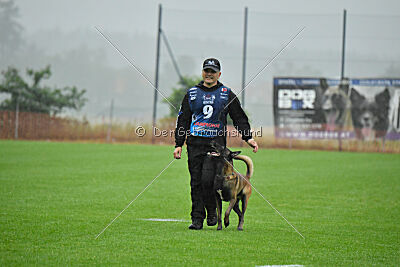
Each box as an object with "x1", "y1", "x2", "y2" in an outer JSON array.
[
  {"x1": 201, "y1": 154, "x2": 217, "y2": 226},
  {"x1": 187, "y1": 146, "x2": 205, "y2": 229}
]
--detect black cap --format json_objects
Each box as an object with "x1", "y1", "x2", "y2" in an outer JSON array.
[{"x1": 203, "y1": 58, "x2": 221, "y2": 72}]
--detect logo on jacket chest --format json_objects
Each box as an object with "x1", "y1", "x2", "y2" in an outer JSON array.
[
  {"x1": 220, "y1": 87, "x2": 228, "y2": 100},
  {"x1": 189, "y1": 87, "x2": 197, "y2": 100},
  {"x1": 203, "y1": 94, "x2": 216, "y2": 104}
]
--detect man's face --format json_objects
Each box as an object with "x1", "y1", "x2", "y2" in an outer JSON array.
[{"x1": 202, "y1": 68, "x2": 221, "y2": 86}]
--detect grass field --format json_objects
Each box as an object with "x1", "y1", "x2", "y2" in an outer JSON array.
[{"x1": 1, "y1": 140, "x2": 399, "y2": 266}]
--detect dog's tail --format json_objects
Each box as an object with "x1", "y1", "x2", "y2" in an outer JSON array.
[{"x1": 234, "y1": 155, "x2": 254, "y2": 180}]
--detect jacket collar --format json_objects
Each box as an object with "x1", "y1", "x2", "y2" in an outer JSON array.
[{"x1": 196, "y1": 81, "x2": 224, "y2": 92}]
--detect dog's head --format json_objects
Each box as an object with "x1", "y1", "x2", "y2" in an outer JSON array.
[
  {"x1": 321, "y1": 81, "x2": 350, "y2": 131},
  {"x1": 350, "y1": 88, "x2": 391, "y2": 139},
  {"x1": 209, "y1": 141, "x2": 241, "y2": 189},
  {"x1": 209, "y1": 140, "x2": 241, "y2": 165}
]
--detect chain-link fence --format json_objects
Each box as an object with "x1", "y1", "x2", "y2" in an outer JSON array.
[{"x1": 1, "y1": 7, "x2": 399, "y2": 152}]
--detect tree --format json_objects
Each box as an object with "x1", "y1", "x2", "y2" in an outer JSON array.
[
  {"x1": 163, "y1": 75, "x2": 202, "y2": 117},
  {"x1": 0, "y1": 66, "x2": 87, "y2": 115},
  {"x1": 0, "y1": 0, "x2": 23, "y2": 61}
]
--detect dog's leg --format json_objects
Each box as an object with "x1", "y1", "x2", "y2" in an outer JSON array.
[
  {"x1": 214, "y1": 174, "x2": 224, "y2": 231},
  {"x1": 215, "y1": 193, "x2": 223, "y2": 230},
  {"x1": 233, "y1": 199, "x2": 243, "y2": 225},
  {"x1": 224, "y1": 197, "x2": 236, "y2": 228},
  {"x1": 237, "y1": 194, "x2": 250, "y2": 231}
]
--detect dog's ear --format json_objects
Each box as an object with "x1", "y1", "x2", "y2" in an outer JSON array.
[
  {"x1": 340, "y1": 84, "x2": 350, "y2": 95},
  {"x1": 350, "y1": 88, "x2": 365, "y2": 105},
  {"x1": 375, "y1": 88, "x2": 390, "y2": 106},
  {"x1": 230, "y1": 151, "x2": 241, "y2": 159},
  {"x1": 319, "y1": 78, "x2": 329, "y2": 91},
  {"x1": 210, "y1": 140, "x2": 224, "y2": 152},
  {"x1": 339, "y1": 77, "x2": 350, "y2": 95}
]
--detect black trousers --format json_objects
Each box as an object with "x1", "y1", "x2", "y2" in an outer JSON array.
[{"x1": 187, "y1": 144, "x2": 217, "y2": 221}]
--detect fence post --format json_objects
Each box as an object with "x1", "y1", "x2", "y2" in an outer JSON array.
[
  {"x1": 107, "y1": 98, "x2": 114, "y2": 142},
  {"x1": 152, "y1": 4, "x2": 162, "y2": 144},
  {"x1": 14, "y1": 93, "x2": 20, "y2": 139},
  {"x1": 338, "y1": 9, "x2": 347, "y2": 151},
  {"x1": 241, "y1": 6, "x2": 248, "y2": 108}
]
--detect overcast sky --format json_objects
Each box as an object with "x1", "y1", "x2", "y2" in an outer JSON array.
[{"x1": 17, "y1": 0, "x2": 400, "y2": 33}]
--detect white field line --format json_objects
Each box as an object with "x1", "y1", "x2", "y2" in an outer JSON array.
[{"x1": 95, "y1": 159, "x2": 176, "y2": 239}]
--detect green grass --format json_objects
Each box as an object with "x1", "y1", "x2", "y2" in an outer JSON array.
[{"x1": 0, "y1": 140, "x2": 399, "y2": 266}]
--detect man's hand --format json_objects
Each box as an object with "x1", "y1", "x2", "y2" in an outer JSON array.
[
  {"x1": 246, "y1": 139, "x2": 258, "y2": 153},
  {"x1": 173, "y1": 147, "x2": 182, "y2": 159}
]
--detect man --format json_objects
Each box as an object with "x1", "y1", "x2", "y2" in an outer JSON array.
[{"x1": 173, "y1": 58, "x2": 258, "y2": 230}]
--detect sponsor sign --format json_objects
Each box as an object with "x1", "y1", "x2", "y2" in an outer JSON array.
[{"x1": 273, "y1": 77, "x2": 400, "y2": 140}]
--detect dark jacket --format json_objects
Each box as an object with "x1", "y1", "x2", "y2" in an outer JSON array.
[{"x1": 175, "y1": 81, "x2": 252, "y2": 147}]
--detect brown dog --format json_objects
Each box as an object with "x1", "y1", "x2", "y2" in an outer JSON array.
[{"x1": 209, "y1": 141, "x2": 254, "y2": 231}]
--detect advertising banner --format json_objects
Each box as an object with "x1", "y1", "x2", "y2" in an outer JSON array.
[{"x1": 273, "y1": 77, "x2": 400, "y2": 140}]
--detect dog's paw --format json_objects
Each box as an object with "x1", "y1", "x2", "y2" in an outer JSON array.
[
  {"x1": 237, "y1": 226, "x2": 243, "y2": 231},
  {"x1": 224, "y1": 218, "x2": 230, "y2": 228},
  {"x1": 217, "y1": 225, "x2": 222, "y2": 231}
]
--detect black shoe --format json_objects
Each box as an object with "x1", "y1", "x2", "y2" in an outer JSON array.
[
  {"x1": 207, "y1": 214, "x2": 217, "y2": 226},
  {"x1": 188, "y1": 220, "x2": 203, "y2": 230}
]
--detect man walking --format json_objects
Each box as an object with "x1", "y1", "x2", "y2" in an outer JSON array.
[{"x1": 173, "y1": 58, "x2": 258, "y2": 230}]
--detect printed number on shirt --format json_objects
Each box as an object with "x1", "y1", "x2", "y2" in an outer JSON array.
[{"x1": 203, "y1": 105, "x2": 213, "y2": 119}]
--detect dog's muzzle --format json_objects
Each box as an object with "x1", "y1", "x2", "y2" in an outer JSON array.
[{"x1": 224, "y1": 173, "x2": 237, "y2": 181}]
